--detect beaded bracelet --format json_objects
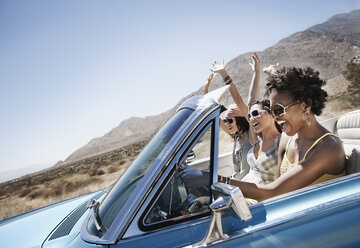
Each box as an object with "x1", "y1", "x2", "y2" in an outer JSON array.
[
  {"x1": 219, "y1": 175, "x2": 230, "y2": 184},
  {"x1": 225, "y1": 177, "x2": 230, "y2": 184}
]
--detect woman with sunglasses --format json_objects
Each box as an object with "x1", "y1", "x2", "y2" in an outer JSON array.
[
  {"x1": 242, "y1": 99, "x2": 281, "y2": 185},
  {"x1": 221, "y1": 104, "x2": 253, "y2": 179},
  {"x1": 210, "y1": 53, "x2": 281, "y2": 184},
  {"x1": 205, "y1": 53, "x2": 261, "y2": 179},
  {"x1": 219, "y1": 67, "x2": 346, "y2": 202}
]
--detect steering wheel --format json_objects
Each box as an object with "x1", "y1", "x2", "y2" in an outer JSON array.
[{"x1": 186, "y1": 196, "x2": 210, "y2": 213}]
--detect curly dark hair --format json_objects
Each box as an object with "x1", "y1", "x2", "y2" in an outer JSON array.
[{"x1": 265, "y1": 67, "x2": 328, "y2": 116}]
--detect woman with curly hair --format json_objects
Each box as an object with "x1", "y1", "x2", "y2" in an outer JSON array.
[{"x1": 220, "y1": 66, "x2": 346, "y2": 202}]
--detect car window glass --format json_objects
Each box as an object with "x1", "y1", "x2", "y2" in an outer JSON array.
[
  {"x1": 93, "y1": 108, "x2": 193, "y2": 234},
  {"x1": 144, "y1": 124, "x2": 212, "y2": 225}
]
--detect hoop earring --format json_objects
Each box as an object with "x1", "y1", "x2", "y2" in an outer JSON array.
[{"x1": 304, "y1": 111, "x2": 311, "y2": 126}]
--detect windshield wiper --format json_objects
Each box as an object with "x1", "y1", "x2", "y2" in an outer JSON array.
[{"x1": 87, "y1": 198, "x2": 104, "y2": 232}]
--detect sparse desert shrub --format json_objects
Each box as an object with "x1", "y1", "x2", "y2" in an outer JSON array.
[
  {"x1": 28, "y1": 189, "x2": 44, "y2": 200},
  {"x1": 52, "y1": 187, "x2": 63, "y2": 197},
  {"x1": 31, "y1": 185, "x2": 39, "y2": 190},
  {"x1": 97, "y1": 169, "x2": 105, "y2": 176},
  {"x1": 63, "y1": 177, "x2": 103, "y2": 194},
  {"x1": 18, "y1": 188, "x2": 31, "y2": 198},
  {"x1": 43, "y1": 187, "x2": 63, "y2": 198},
  {"x1": 88, "y1": 177, "x2": 102, "y2": 184},
  {"x1": 64, "y1": 181, "x2": 78, "y2": 193},
  {"x1": 107, "y1": 166, "x2": 119, "y2": 173},
  {"x1": 88, "y1": 168, "x2": 106, "y2": 176},
  {"x1": 79, "y1": 168, "x2": 88, "y2": 174},
  {"x1": 88, "y1": 168, "x2": 98, "y2": 177}
]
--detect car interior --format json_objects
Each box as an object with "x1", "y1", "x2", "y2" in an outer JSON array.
[{"x1": 321, "y1": 110, "x2": 360, "y2": 175}]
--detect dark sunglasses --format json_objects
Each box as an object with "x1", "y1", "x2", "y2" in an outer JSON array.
[
  {"x1": 246, "y1": 109, "x2": 267, "y2": 120},
  {"x1": 270, "y1": 101, "x2": 301, "y2": 117},
  {"x1": 223, "y1": 118, "x2": 234, "y2": 124}
]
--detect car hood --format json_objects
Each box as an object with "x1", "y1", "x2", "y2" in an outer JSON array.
[{"x1": 0, "y1": 190, "x2": 104, "y2": 248}]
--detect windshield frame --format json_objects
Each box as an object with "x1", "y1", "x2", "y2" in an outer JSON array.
[{"x1": 81, "y1": 96, "x2": 220, "y2": 244}]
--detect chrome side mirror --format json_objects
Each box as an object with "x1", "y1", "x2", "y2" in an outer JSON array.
[
  {"x1": 189, "y1": 182, "x2": 252, "y2": 247},
  {"x1": 212, "y1": 182, "x2": 252, "y2": 221}
]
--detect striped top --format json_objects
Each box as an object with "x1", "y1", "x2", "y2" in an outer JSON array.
[{"x1": 242, "y1": 135, "x2": 280, "y2": 185}]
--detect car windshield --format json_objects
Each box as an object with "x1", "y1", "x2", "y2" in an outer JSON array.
[{"x1": 94, "y1": 108, "x2": 194, "y2": 233}]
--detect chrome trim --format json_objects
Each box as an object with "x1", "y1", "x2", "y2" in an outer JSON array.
[
  {"x1": 81, "y1": 95, "x2": 222, "y2": 244},
  {"x1": 87, "y1": 199, "x2": 103, "y2": 232},
  {"x1": 123, "y1": 109, "x2": 221, "y2": 239},
  {"x1": 201, "y1": 197, "x2": 231, "y2": 244},
  {"x1": 213, "y1": 192, "x2": 360, "y2": 246},
  {"x1": 194, "y1": 183, "x2": 252, "y2": 247}
]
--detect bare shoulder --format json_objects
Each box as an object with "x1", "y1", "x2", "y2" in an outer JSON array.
[
  {"x1": 304, "y1": 133, "x2": 346, "y2": 174},
  {"x1": 318, "y1": 134, "x2": 345, "y2": 154},
  {"x1": 278, "y1": 133, "x2": 291, "y2": 153}
]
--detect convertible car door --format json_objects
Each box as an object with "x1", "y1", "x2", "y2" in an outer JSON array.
[{"x1": 111, "y1": 114, "x2": 219, "y2": 247}]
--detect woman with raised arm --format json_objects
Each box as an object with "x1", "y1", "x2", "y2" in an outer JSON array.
[
  {"x1": 204, "y1": 74, "x2": 252, "y2": 179},
  {"x1": 220, "y1": 67, "x2": 346, "y2": 202},
  {"x1": 210, "y1": 53, "x2": 281, "y2": 184}
]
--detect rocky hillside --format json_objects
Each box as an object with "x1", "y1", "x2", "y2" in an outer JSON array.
[
  {"x1": 2, "y1": 10, "x2": 360, "y2": 221},
  {"x1": 65, "y1": 111, "x2": 171, "y2": 162},
  {"x1": 65, "y1": 10, "x2": 360, "y2": 163}
]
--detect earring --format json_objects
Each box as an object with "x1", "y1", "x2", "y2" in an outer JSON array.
[{"x1": 304, "y1": 111, "x2": 311, "y2": 126}]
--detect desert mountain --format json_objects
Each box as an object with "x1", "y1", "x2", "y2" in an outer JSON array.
[{"x1": 65, "y1": 10, "x2": 360, "y2": 163}]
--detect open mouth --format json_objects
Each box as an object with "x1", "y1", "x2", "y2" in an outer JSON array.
[
  {"x1": 252, "y1": 122, "x2": 260, "y2": 129},
  {"x1": 277, "y1": 120, "x2": 288, "y2": 132}
]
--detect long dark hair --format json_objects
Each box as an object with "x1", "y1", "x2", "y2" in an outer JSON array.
[
  {"x1": 235, "y1": 116, "x2": 249, "y2": 134},
  {"x1": 249, "y1": 99, "x2": 281, "y2": 134}
]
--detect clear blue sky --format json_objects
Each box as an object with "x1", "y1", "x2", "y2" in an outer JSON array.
[{"x1": 0, "y1": 0, "x2": 359, "y2": 173}]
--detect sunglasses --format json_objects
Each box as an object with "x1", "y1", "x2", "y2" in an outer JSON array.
[
  {"x1": 270, "y1": 101, "x2": 301, "y2": 117},
  {"x1": 246, "y1": 109, "x2": 267, "y2": 120},
  {"x1": 223, "y1": 118, "x2": 234, "y2": 124}
]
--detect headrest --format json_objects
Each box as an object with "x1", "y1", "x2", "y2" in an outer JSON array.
[{"x1": 336, "y1": 110, "x2": 360, "y2": 155}]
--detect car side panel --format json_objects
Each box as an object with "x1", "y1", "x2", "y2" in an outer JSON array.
[
  {"x1": 210, "y1": 196, "x2": 360, "y2": 248},
  {"x1": 112, "y1": 218, "x2": 211, "y2": 248}
]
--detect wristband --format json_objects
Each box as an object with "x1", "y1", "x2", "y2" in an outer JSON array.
[
  {"x1": 219, "y1": 175, "x2": 223, "y2": 183},
  {"x1": 223, "y1": 76, "x2": 232, "y2": 85},
  {"x1": 225, "y1": 177, "x2": 230, "y2": 184}
]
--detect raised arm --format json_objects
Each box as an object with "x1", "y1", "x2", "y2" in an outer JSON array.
[
  {"x1": 246, "y1": 52, "x2": 261, "y2": 144},
  {"x1": 247, "y1": 52, "x2": 260, "y2": 105},
  {"x1": 203, "y1": 73, "x2": 214, "y2": 94},
  {"x1": 210, "y1": 60, "x2": 248, "y2": 117},
  {"x1": 202, "y1": 73, "x2": 231, "y2": 135}
]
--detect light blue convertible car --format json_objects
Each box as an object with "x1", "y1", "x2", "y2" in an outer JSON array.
[{"x1": 1, "y1": 86, "x2": 359, "y2": 248}]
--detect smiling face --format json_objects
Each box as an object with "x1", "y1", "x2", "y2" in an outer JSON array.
[
  {"x1": 269, "y1": 89, "x2": 305, "y2": 136},
  {"x1": 223, "y1": 117, "x2": 239, "y2": 135},
  {"x1": 248, "y1": 104, "x2": 273, "y2": 134}
]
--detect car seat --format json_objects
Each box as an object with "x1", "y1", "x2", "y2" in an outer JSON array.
[{"x1": 322, "y1": 109, "x2": 360, "y2": 174}]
